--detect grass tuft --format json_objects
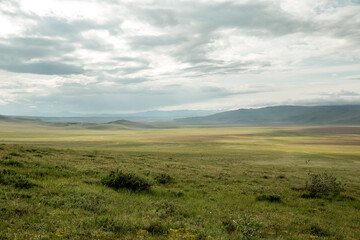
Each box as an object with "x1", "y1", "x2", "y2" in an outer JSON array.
[
  {"x1": 309, "y1": 224, "x2": 330, "y2": 237},
  {"x1": 0, "y1": 169, "x2": 35, "y2": 189},
  {"x1": 101, "y1": 170, "x2": 153, "y2": 191},
  {"x1": 0, "y1": 160, "x2": 23, "y2": 167},
  {"x1": 154, "y1": 172, "x2": 175, "y2": 184},
  {"x1": 256, "y1": 194, "x2": 281, "y2": 202},
  {"x1": 95, "y1": 216, "x2": 128, "y2": 234},
  {"x1": 222, "y1": 214, "x2": 263, "y2": 239}
]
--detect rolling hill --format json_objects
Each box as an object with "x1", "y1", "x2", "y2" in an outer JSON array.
[
  {"x1": 0, "y1": 115, "x2": 40, "y2": 123},
  {"x1": 2, "y1": 105, "x2": 360, "y2": 128},
  {"x1": 175, "y1": 105, "x2": 360, "y2": 125},
  {"x1": 0, "y1": 115, "x2": 176, "y2": 130},
  {"x1": 107, "y1": 120, "x2": 177, "y2": 129}
]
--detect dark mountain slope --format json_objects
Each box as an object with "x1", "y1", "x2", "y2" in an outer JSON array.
[
  {"x1": 0, "y1": 115, "x2": 40, "y2": 123},
  {"x1": 175, "y1": 105, "x2": 360, "y2": 125}
]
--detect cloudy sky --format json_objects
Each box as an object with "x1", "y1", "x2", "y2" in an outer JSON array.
[{"x1": 0, "y1": 0, "x2": 360, "y2": 116}]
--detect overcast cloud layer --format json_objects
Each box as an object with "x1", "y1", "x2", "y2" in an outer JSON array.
[{"x1": 0, "y1": 0, "x2": 360, "y2": 115}]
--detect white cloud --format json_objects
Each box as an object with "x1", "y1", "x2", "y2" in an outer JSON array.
[
  {"x1": 0, "y1": 0, "x2": 359, "y2": 115},
  {"x1": 20, "y1": 0, "x2": 107, "y2": 20}
]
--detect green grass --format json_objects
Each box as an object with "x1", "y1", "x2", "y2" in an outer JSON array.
[{"x1": 0, "y1": 123, "x2": 359, "y2": 239}]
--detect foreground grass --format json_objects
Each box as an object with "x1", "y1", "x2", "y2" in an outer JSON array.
[{"x1": 0, "y1": 125, "x2": 359, "y2": 239}]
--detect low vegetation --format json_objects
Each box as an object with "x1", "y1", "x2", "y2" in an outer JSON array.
[
  {"x1": 101, "y1": 170, "x2": 153, "y2": 191},
  {"x1": 222, "y1": 214, "x2": 263, "y2": 239},
  {"x1": 304, "y1": 172, "x2": 344, "y2": 198},
  {"x1": 0, "y1": 169, "x2": 35, "y2": 189},
  {"x1": 255, "y1": 194, "x2": 281, "y2": 203},
  {"x1": 153, "y1": 172, "x2": 175, "y2": 184},
  {"x1": 0, "y1": 125, "x2": 359, "y2": 239}
]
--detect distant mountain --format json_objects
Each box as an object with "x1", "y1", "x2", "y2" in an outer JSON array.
[
  {"x1": 19, "y1": 110, "x2": 217, "y2": 123},
  {"x1": 0, "y1": 115, "x2": 39, "y2": 123},
  {"x1": 0, "y1": 115, "x2": 177, "y2": 130},
  {"x1": 122, "y1": 110, "x2": 217, "y2": 118},
  {"x1": 3, "y1": 105, "x2": 360, "y2": 127},
  {"x1": 175, "y1": 105, "x2": 360, "y2": 125},
  {"x1": 0, "y1": 115, "x2": 117, "y2": 129}
]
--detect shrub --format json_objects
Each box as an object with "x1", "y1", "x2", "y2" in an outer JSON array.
[
  {"x1": 146, "y1": 220, "x2": 168, "y2": 234},
  {"x1": 0, "y1": 170, "x2": 35, "y2": 189},
  {"x1": 305, "y1": 172, "x2": 344, "y2": 198},
  {"x1": 309, "y1": 224, "x2": 330, "y2": 237},
  {"x1": 300, "y1": 193, "x2": 312, "y2": 199},
  {"x1": 96, "y1": 216, "x2": 127, "y2": 233},
  {"x1": 0, "y1": 169, "x2": 16, "y2": 176},
  {"x1": 169, "y1": 190, "x2": 185, "y2": 198},
  {"x1": 153, "y1": 200, "x2": 187, "y2": 219},
  {"x1": 222, "y1": 214, "x2": 262, "y2": 239},
  {"x1": 168, "y1": 228, "x2": 206, "y2": 239},
  {"x1": 9, "y1": 152, "x2": 21, "y2": 157},
  {"x1": 154, "y1": 173, "x2": 174, "y2": 184},
  {"x1": 154, "y1": 200, "x2": 178, "y2": 218},
  {"x1": 101, "y1": 170, "x2": 153, "y2": 191},
  {"x1": 256, "y1": 194, "x2": 281, "y2": 202},
  {"x1": 0, "y1": 160, "x2": 23, "y2": 167},
  {"x1": 13, "y1": 176, "x2": 34, "y2": 189},
  {"x1": 52, "y1": 192, "x2": 106, "y2": 213}
]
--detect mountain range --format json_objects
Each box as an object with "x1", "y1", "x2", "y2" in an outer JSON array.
[
  {"x1": 1, "y1": 105, "x2": 360, "y2": 127},
  {"x1": 18, "y1": 110, "x2": 217, "y2": 123},
  {"x1": 175, "y1": 105, "x2": 360, "y2": 125}
]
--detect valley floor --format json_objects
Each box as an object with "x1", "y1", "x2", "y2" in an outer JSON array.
[{"x1": 0, "y1": 124, "x2": 359, "y2": 239}]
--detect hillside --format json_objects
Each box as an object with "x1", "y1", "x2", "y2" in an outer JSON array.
[
  {"x1": 20, "y1": 110, "x2": 217, "y2": 123},
  {"x1": 107, "y1": 119, "x2": 177, "y2": 129},
  {"x1": 3, "y1": 105, "x2": 360, "y2": 128},
  {"x1": 0, "y1": 115, "x2": 176, "y2": 130},
  {"x1": 175, "y1": 105, "x2": 360, "y2": 125},
  {"x1": 0, "y1": 115, "x2": 39, "y2": 123}
]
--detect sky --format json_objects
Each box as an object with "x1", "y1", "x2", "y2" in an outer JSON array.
[{"x1": 0, "y1": 0, "x2": 360, "y2": 116}]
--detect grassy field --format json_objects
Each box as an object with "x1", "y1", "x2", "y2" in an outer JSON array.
[{"x1": 0, "y1": 122, "x2": 359, "y2": 239}]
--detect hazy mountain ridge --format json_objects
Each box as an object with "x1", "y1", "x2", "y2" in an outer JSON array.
[
  {"x1": 0, "y1": 115, "x2": 39, "y2": 123},
  {"x1": 2, "y1": 105, "x2": 360, "y2": 127},
  {"x1": 175, "y1": 105, "x2": 360, "y2": 125},
  {"x1": 18, "y1": 110, "x2": 217, "y2": 123},
  {"x1": 0, "y1": 115, "x2": 176, "y2": 130},
  {"x1": 107, "y1": 120, "x2": 178, "y2": 129}
]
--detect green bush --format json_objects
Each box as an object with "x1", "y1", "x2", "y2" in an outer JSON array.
[
  {"x1": 153, "y1": 200, "x2": 188, "y2": 219},
  {"x1": 9, "y1": 152, "x2": 21, "y2": 157},
  {"x1": 256, "y1": 194, "x2": 281, "y2": 202},
  {"x1": 222, "y1": 214, "x2": 262, "y2": 239},
  {"x1": 169, "y1": 190, "x2": 185, "y2": 198},
  {"x1": 0, "y1": 169, "x2": 35, "y2": 189},
  {"x1": 0, "y1": 160, "x2": 23, "y2": 167},
  {"x1": 146, "y1": 220, "x2": 168, "y2": 234},
  {"x1": 96, "y1": 216, "x2": 127, "y2": 233},
  {"x1": 101, "y1": 170, "x2": 153, "y2": 191},
  {"x1": 309, "y1": 224, "x2": 330, "y2": 237},
  {"x1": 305, "y1": 172, "x2": 344, "y2": 198},
  {"x1": 2, "y1": 155, "x2": 11, "y2": 160},
  {"x1": 13, "y1": 176, "x2": 34, "y2": 189},
  {"x1": 154, "y1": 172, "x2": 174, "y2": 184}
]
